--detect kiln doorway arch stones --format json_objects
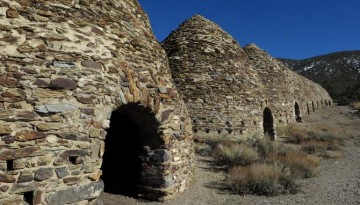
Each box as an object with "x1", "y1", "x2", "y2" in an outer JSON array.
[{"x1": 101, "y1": 103, "x2": 164, "y2": 198}]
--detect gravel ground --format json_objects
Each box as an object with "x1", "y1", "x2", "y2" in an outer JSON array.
[{"x1": 100, "y1": 106, "x2": 360, "y2": 205}]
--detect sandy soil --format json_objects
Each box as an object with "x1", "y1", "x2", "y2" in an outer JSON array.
[{"x1": 100, "y1": 106, "x2": 360, "y2": 205}]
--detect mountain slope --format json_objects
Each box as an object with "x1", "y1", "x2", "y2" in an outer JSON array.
[{"x1": 280, "y1": 51, "x2": 360, "y2": 104}]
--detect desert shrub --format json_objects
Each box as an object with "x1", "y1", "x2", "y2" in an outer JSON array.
[
  {"x1": 253, "y1": 137, "x2": 274, "y2": 157},
  {"x1": 202, "y1": 134, "x2": 224, "y2": 147},
  {"x1": 318, "y1": 150, "x2": 343, "y2": 159},
  {"x1": 212, "y1": 141, "x2": 259, "y2": 166},
  {"x1": 301, "y1": 138, "x2": 341, "y2": 154},
  {"x1": 228, "y1": 163, "x2": 298, "y2": 196},
  {"x1": 301, "y1": 140, "x2": 329, "y2": 154},
  {"x1": 283, "y1": 123, "x2": 346, "y2": 154},
  {"x1": 288, "y1": 128, "x2": 307, "y2": 144},
  {"x1": 269, "y1": 151, "x2": 320, "y2": 178},
  {"x1": 351, "y1": 102, "x2": 360, "y2": 110},
  {"x1": 276, "y1": 124, "x2": 296, "y2": 137}
]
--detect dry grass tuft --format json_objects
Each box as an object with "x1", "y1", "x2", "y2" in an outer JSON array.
[
  {"x1": 212, "y1": 141, "x2": 259, "y2": 166},
  {"x1": 351, "y1": 102, "x2": 360, "y2": 110},
  {"x1": 278, "y1": 124, "x2": 346, "y2": 156},
  {"x1": 228, "y1": 163, "x2": 298, "y2": 196},
  {"x1": 269, "y1": 151, "x2": 320, "y2": 178},
  {"x1": 318, "y1": 150, "x2": 343, "y2": 159}
]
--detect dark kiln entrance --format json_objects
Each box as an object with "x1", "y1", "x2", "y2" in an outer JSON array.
[
  {"x1": 263, "y1": 107, "x2": 275, "y2": 140},
  {"x1": 295, "y1": 102, "x2": 302, "y2": 122},
  {"x1": 101, "y1": 103, "x2": 162, "y2": 198}
]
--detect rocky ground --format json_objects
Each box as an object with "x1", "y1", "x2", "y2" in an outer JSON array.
[{"x1": 100, "y1": 106, "x2": 360, "y2": 205}]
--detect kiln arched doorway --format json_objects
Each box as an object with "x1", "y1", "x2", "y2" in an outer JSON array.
[
  {"x1": 263, "y1": 107, "x2": 275, "y2": 140},
  {"x1": 307, "y1": 103, "x2": 311, "y2": 115},
  {"x1": 295, "y1": 102, "x2": 302, "y2": 122},
  {"x1": 101, "y1": 103, "x2": 162, "y2": 198}
]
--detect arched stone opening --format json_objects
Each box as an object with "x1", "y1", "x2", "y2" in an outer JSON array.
[
  {"x1": 325, "y1": 100, "x2": 328, "y2": 106},
  {"x1": 312, "y1": 101, "x2": 315, "y2": 112},
  {"x1": 321, "y1": 100, "x2": 324, "y2": 106},
  {"x1": 263, "y1": 107, "x2": 275, "y2": 140},
  {"x1": 295, "y1": 102, "x2": 302, "y2": 122},
  {"x1": 328, "y1": 100, "x2": 332, "y2": 106},
  {"x1": 307, "y1": 103, "x2": 310, "y2": 115},
  {"x1": 101, "y1": 103, "x2": 163, "y2": 198}
]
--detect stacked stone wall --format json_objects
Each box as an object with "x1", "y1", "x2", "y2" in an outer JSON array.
[
  {"x1": 163, "y1": 15, "x2": 333, "y2": 140},
  {"x1": 0, "y1": 0, "x2": 193, "y2": 204},
  {"x1": 163, "y1": 15, "x2": 267, "y2": 137},
  {"x1": 244, "y1": 44, "x2": 333, "y2": 126}
]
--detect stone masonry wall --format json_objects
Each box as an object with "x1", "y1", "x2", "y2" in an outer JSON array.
[
  {"x1": 163, "y1": 15, "x2": 333, "y2": 140},
  {"x1": 162, "y1": 15, "x2": 267, "y2": 137},
  {"x1": 244, "y1": 44, "x2": 333, "y2": 125},
  {"x1": 0, "y1": 0, "x2": 193, "y2": 204}
]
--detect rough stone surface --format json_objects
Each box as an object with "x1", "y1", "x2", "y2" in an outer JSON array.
[
  {"x1": 36, "y1": 104, "x2": 78, "y2": 114},
  {"x1": 0, "y1": 122, "x2": 12, "y2": 135},
  {"x1": 9, "y1": 182, "x2": 43, "y2": 194},
  {"x1": 0, "y1": 0, "x2": 193, "y2": 203},
  {"x1": 0, "y1": 173, "x2": 16, "y2": 183},
  {"x1": 46, "y1": 181, "x2": 104, "y2": 205},
  {"x1": 34, "y1": 168, "x2": 53, "y2": 181},
  {"x1": 18, "y1": 172, "x2": 34, "y2": 183},
  {"x1": 6, "y1": 9, "x2": 19, "y2": 18},
  {"x1": 15, "y1": 130, "x2": 46, "y2": 142},
  {"x1": 55, "y1": 167, "x2": 69, "y2": 178},
  {"x1": 50, "y1": 77, "x2": 78, "y2": 90},
  {"x1": 81, "y1": 60, "x2": 103, "y2": 69},
  {"x1": 1, "y1": 135, "x2": 14, "y2": 144},
  {"x1": 0, "y1": 146, "x2": 43, "y2": 160},
  {"x1": 0, "y1": 185, "x2": 9, "y2": 192}
]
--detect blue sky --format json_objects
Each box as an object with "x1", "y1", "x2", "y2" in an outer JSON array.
[{"x1": 138, "y1": 0, "x2": 360, "y2": 59}]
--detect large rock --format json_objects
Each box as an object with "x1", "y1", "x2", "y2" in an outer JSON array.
[
  {"x1": 0, "y1": 173, "x2": 16, "y2": 183},
  {"x1": 18, "y1": 171, "x2": 34, "y2": 183},
  {"x1": 34, "y1": 168, "x2": 53, "y2": 181},
  {"x1": 46, "y1": 181, "x2": 104, "y2": 205},
  {"x1": 36, "y1": 104, "x2": 78, "y2": 114},
  {"x1": 0, "y1": 111, "x2": 38, "y2": 122},
  {"x1": 0, "y1": 122, "x2": 12, "y2": 135},
  {"x1": 15, "y1": 130, "x2": 46, "y2": 142},
  {"x1": 10, "y1": 182, "x2": 44, "y2": 194},
  {"x1": 0, "y1": 146, "x2": 44, "y2": 160},
  {"x1": 50, "y1": 77, "x2": 78, "y2": 90}
]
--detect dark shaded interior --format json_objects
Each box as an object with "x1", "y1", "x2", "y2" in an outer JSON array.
[
  {"x1": 312, "y1": 101, "x2": 315, "y2": 112},
  {"x1": 263, "y1": 107, "x2": 275, "y2": 140},
  {"x1": 23, "y1": 191, "x2": 34, "y2": 205},
  {"x1": 295, "y1": 102, "x2": 302, "y2": 122},
  {"x1": 6, "y1": 160, "x2": 14, "y2": 171},
  {"x1": 307, "y1": 103, "x2": 310, "y2": 115},
  {"x1": 101, "y1": 103, "x2": 162, "y2": 198}
]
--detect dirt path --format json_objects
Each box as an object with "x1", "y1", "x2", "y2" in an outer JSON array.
[{"x1": 100, "y1": 106, "x2": 360, "y2": 205}]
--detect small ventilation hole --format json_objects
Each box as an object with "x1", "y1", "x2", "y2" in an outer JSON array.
[
  {"x1": 6, "y1": 160, "x2": 14, "y2": 171},
  {"x1": 69, "y1": 156, "x2": 78, "y2": 165},
  {"x1": 24, "y1": 191, "x2": 34, "y2": 205}
]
